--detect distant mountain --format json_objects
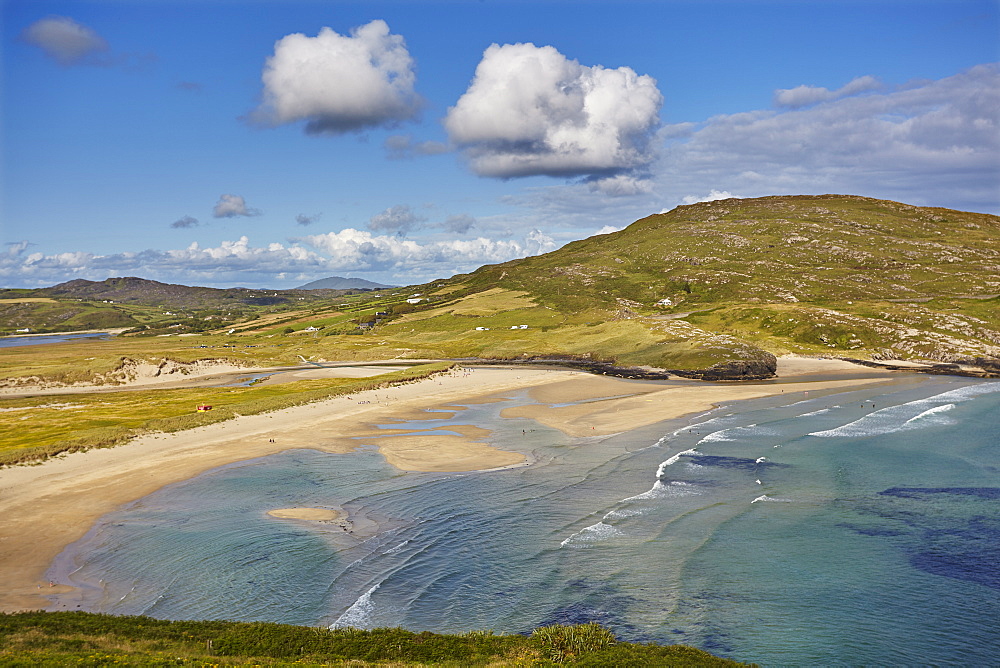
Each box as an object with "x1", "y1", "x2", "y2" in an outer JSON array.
[
  {"x1": 4, "y1": 277, "x2": 345, "y2": 309},
  {"x1": 296, "y1": 276, "x2": 394, "y2": 290}
]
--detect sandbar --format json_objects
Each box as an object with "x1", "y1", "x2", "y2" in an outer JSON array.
[
  {"x1": 267, "y1": 507, "x2": 343, "y2": 521},
  {"x1": 0, "y1": 357, "x2": 903, "y2": 612}
]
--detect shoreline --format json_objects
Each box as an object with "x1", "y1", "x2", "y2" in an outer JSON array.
[{"x1": 0, "y1": 357, "x2": 906, "y2": 612}]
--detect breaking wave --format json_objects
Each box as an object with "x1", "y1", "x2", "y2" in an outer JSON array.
[
  {"x1": 809, "y1": 384, "x2": 999, "y2": 438},
  {"x1": 560, "y1": 522, "x2": 622, "y2": 548},
  {"x1": 330, "y1": 582, "x2": 381, "y2": 629}
]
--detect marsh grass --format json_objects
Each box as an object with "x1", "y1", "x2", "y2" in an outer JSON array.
[
  {"x1": 0, "y1": 363, "x2": 452, "y2": 466},
  {"x1": 0, "y1": 612, "x2": 751, "y2": 666}
]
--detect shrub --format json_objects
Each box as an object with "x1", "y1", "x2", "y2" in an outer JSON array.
[{"x1": 531, "y1": 623, "x2": 617, "y2": 662}]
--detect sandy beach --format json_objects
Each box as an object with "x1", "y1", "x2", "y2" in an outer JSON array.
[{"x1": 0, "y1": 356, "x2": 899, "y2": 612}]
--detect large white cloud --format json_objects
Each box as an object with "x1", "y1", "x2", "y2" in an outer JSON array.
[
  {"x1": 21, "y1": 16, "x2": 109, "y2": 66},
  {"x1": 1, "y1": 230, "x2": 557, "y2": 289},
  {"x1": 250, "y1": 20, "x2": 420, "y2": 134},
  {"x1": 658, "y1": 64, "x2": 1000, "y2": 211},
  {"x1": 296, "y1": 228, "x2": 555, "y2": 272},
  {"x1": 444, "y1": 42, "x2": 662, "y2": 180}
]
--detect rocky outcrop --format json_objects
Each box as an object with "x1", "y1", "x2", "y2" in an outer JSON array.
[
  {"x1": 461, "y1": 350, "x2": 780, "y2": 381},
  {"x1": 669, "y1": 352, "x2": 778, "y2": 381},
  {"x1": 838, "y1": 356, "x2": 1000, "y2": 379}
]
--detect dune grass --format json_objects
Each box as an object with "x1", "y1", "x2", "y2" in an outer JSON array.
[
  {"x1": 0, "y1": 612, "x2": 750, "y2": 666},
  {"x1": 0, "y1": 363, "x2": 453, "y2": 466}
]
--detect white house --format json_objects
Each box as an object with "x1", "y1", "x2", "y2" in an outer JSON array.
[
  {"x1": 406, "y1": 298, "x2": 423, "y2": 304},
  {"x1": 475, "y1": 326, "x2": 490, "y2": 331}
]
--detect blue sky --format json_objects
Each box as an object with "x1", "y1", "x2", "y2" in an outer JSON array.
[{"x1": 2, "y1": 0, "x2": 998, "y2": 289}]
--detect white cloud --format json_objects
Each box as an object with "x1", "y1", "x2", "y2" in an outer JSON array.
[
  {"x1": 21, "y1": 16, "x2": 108, "y2": 66},
  {"x1": 594, "y1": 225, "x2": 622, "y2": 235},
  {"x1": 774, "y1": 75, "x2": 882, "y2": 109},
  {"x1": 659, "y1": 64, "x2": 1000, "y2": 212},
  {"x1": 681, "y1": 190, "x2": 736, "y2": 205},
  {"x1": 298, "y1": 228, "x2": 557, "y2": 272},
  {"x1": 444, "y1": 42, "x2": 662, "y2": 179},
  {"x1": 0, "y1": 229, "x2": 558, "y2": 289},
  {"x1": 369, "y1": 205, "x2": 426, "y2": 235},
  {"x1": 250, "y1": 20, "x2": 420, "y2": 134},
  {"x1": 213, "y1": 194, "x2": 259, "y2": 218}
]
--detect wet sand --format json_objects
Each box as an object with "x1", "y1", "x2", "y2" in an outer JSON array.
[
  {"x1": 0, "y1": 358, "x2": 898, "y2": 612},
  {"x1": 267, "y1": 507, "x2": 343, "y2": 522}
]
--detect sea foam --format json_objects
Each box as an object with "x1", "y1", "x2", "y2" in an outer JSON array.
[
  {"x1": 808, "y1": 384, "x2": 999, "y2": 438},
  {"x1": 330, "y1": 582, "x2": 381, "y2": 629},
  {"x1": 560, "y1": 522, "x2": 623, "y2": 548},
  {"x1": 623, "y1": 480, "x2": 700, "y2": 503},
  {"x1": 657, "y1": 449, "x2": 698, "y2": 476}
]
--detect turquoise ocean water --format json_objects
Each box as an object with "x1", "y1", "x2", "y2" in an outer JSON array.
[{"x1": 50, "y1": 376, "x2": 1000, "y2": 665}]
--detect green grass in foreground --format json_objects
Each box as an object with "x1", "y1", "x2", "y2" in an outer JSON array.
[
  {"x1": 0, "y1": 363, "x2": 453, "y2": 466},
  {"x1": 0, "y1": 612, "x2": 750, "y2": 667}
]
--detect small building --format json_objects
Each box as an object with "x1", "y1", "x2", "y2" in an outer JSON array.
[
  {"x1": 518, "y1": 325, "x2": 529, "y2": 329},
  {"x1": 406, "y1": 298, "x2": 423, "y2": 304},
  {"x1": 196, "y1": 404, "x2": 213, "y2": 412},
  {"x1": 475, "y1": 327, "x2": 490, "y2": 331},
  {"x1": 303, "y1": 326, "x2": 319, "y2": 332}
]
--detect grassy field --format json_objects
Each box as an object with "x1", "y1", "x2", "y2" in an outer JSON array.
[
  {"x1": 0, "y1": 612, "x2": 750, "y2": 666},
  {"x1": 0, "y1": 362, "x2": 452, "y2": 466}
]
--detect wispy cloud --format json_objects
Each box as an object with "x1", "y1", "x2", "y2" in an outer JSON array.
[
  {"x1": 441, "y1": 214, "x2": 476, "y2": 234},
  {"x1": 773, "y1": 75, "x2": 882, "y2": 109},
  {"x1": 21, "y1": 16, "x2": 108, "y2": 66},
  {"x1": 384, "y1": 134, "x2": 449, "y2": 159},
  {"x1": 658, "y1": 64, "x2": 1000, "y2": 210},
  {"x1": 295, "y1": 213, "x2": 322, "y2": 226},
  {"x1": 368, "y1": 205, "x2": 425, "y2": 235},
  {"x1": 170, "y1": 215, "x2": 199, "y2": 229}
]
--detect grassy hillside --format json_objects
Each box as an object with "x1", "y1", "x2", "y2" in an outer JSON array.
[
  {"x1": 0, "y1": 612, "x2": 748, "y2": 666},
  {"x1": 345, "y1": 195, "x2": 999, "y2": 374}
]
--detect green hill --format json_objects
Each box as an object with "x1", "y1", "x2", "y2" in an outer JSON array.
[{"x1": 351, "y1": 195, "x2": 999, "y2": 377}]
